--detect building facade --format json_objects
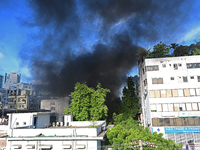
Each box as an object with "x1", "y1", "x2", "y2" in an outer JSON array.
[
  {"x1": 41, "y1": 97, "x2": 70, "y2": 122},
  {"x1": 5, "y1": 113, "x2": 106, "y2": 150},
  {"x1": 138, "y1": 55, "x2": 200, "y2": 144},
  {"x1": 3, "y1": 72, "x2": 21, "y2": 89}
]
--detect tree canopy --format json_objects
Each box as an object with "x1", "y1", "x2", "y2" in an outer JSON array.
[
  {"x1": 64, "y1": 82, "x2": 110, "y2": 121},
  {"x1": 117, "y1": 76, "x2": 140, "y2": 120},
  {"x1": 106, "y1": 123, "x2": 182, "y2": 150},
  {"x1": 149, "y1": 41, "x2": 170, "y2": 58}
]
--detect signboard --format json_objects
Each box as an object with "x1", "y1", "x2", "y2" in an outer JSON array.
[
  {"x1": 165, "y1": 127, "x2": 200, "y2": 133},
  {"x1": 179, "y1": 112, "x2": 200, "y2": 117}
]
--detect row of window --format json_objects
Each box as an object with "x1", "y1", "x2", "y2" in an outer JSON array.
[
  {"x1": 149, "y1": 88, "x2": 200, "y2": 98},
  {"x1": 152, "y1": 117, "x2": 200, "y2": 127},
  {"x1": 151, "y1": 103, "x2": 200, "y2": 112},
  {"x1": 16, "y1": 122, "x2": 26, "y2": 126},
  {"x1": 145, "y1": 63, "x2": 200, "y2": 72},
  {"x1": 151, "y1": 76, "x2": 200, "y2": 85}
]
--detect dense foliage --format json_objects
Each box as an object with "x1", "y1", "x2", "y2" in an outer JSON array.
[
  {"x1": 117, "y1": 76, "x2": 140, "y2": 120},
  {"x1": 137, "y1": 41, "x2": 200, "y2": 59},
  {"x1": 64, "y1": 82, "x2": 110, "y2": 121},
  {"x1": 107, "y1": 123, "x2": 182, "y2": 150}
]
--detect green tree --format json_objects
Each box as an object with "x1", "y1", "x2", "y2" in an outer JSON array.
[
  {"x1": 149, "y1": 41, "x2": 170, "y2": 58},
  {"x1": 136, "y1": 47, "x2": 151, "y2": 60},
  {"x1": 171, "y1": 43, "x2": 191, "y2": 56},
  {"x1": 193, "y1": 41, "x2": 200, "y2": 55},
  {"x1": 106, "y1": 125, "x2": 182, "y2": 150},
  {"x1": 118, "y1": 77, "x2": 140, "y2": 120},
  {"x1": 64, "y1": 82, "x2": 110, "y2": 121}
]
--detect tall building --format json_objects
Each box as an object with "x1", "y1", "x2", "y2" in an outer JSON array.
[
  {"x1": 0, "y1": 75, "x2": 3, "y2": 88},
  {"x1": 138, "y1": 55, "x2": 200, "y2": 144},
  {"x1": 3, "y1": 72, "x2": 21, "y2": 89}
]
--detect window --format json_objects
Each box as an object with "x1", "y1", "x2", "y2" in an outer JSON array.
[
  {"x1": 51, "y1": 107, "x2": 55, "y2": 111},
  {"x1": 151, "y1": 104, "x2": 157, "y2": 112},
  {"x1": 168, "y1": 104, "x2": 174, "y2": 111},
  {"x1": 178, "y1": 89, "x2": 184, "y2": 97},
  {"x1": 51, "y1": 101, "x2": 55, "y2": 105},
  {"x1": 161, "y1": 90, "x2": 166, "y2": 97},
  {"x1": 196, "y1": 88, "x2": 200, "y2": 96},
  {"x1": 198, "y1": 76, "x2": 200, "y2": 82},
  {"x1": 154, "y1": 90, "x2": 161, "y2": 98},
  {"x1": 192, "y1": 103, "x2": 198, "y2": 110},
  {"x1": 186, "y1": 63, "x2": 200, "y2": 69},
  {"x1": 180, "y1": 103, "x2": 186, "y2": 111},
  {"x1": 162, "y1": 104, "x2": 168, "y2": 112},
  {"x1": 171, "y1": 77, "x2": 174, "y2": 80},
  {"x1": 157, "y1": 104, "x2": 162, "y2": 112},
  {"x1": 183, "y1": 77, "x2": 188, "y2": 82},
  {"x1": 183, "y1": 89, "x2": 190, "y2": 97},
  {"x1": 162, "y1": 64, "x2": 166, "y2": 68},
  {"x1": 152, "y1": 78, "x2": 163, "y2": 84},
  {"x1": 149, "y1": 91, "x2": 155, "y2": 98},
  {"x1": 173, "y1": 64, "x2": 178, "y2": 70},
  {"x1": 186, "y1": 103, "x2": 192, "y2": 111},
  {"x1": 174, "y1": 104, "x2": 180, "y2": 111},
  {"x1": 178, "y1": 63, "x2": 182, "y2": 67},
  {"x1": 146, "y1": 65, "x2": 159, "y2": 71},
  {"x1": 190, "y1": 76, "x2": 194, "y2": 79},
  {"x1": 169, "y1": 64, "x2": 171, "y2": 66},
  {"x1": 23, "y1": 122, "x2": 26, "y2": 125},
  {"x1": 190, "y1": 89, "x2": 196, "y2": 96},
  {"x1": 172, "y1": 89, "x2": 178, "y2": 97},
  {"x1": 166, "y1": 90, "x2": 172, "y2": 97},
  {"x1": 16, "y1": 122, "x2": 19, "y2": 126}
]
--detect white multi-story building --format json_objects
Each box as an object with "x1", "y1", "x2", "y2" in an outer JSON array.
[
  {"x1": 2, "y1": 113, "x2": 106, "y2": 150},
  {"x1": 138, "y1": 55, "x2": 200, "y2": 144}
]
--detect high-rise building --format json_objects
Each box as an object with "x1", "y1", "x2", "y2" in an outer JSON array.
[
  {"x1": 0, "y1": 75, "x2": 3, "y2": 88},
  {"x1": 138, "y1": 55, "x2": 200, "y2": 144},
  {"x1": 3, "y1": 72, "x2": 21, "y2": 89}
]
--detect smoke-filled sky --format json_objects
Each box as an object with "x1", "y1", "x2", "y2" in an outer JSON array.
[{"x1": 1, "y1": 0, "x2": 200, "y2": 97}]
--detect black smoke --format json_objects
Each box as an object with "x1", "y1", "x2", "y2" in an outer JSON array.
[{"x1": 19, "y1": 0, "x2": 195, "y2": 98}]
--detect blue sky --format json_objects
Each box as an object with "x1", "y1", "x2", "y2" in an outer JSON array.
[{"x1": 0, "y1": 0, "x2": 200, "y2": 83}]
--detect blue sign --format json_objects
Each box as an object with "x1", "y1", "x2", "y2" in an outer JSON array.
[{"x1": 165, "y1": 127, "x2": 200, "y2": 133}]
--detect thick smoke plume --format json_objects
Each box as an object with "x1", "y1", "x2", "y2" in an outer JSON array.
[{"x1": 20, "y1": 0, "x2": 194, "y2": 98}]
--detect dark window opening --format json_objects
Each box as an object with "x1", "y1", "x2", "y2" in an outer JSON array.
[{"x1": 183, "y1": 77, "x2": 188, "y2": 82}]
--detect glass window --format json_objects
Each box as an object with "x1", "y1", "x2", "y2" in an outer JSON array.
[
  {"x1": 196, "y1": 88, "x2": 200, "y2": 96},
  {"x1": 152, "y1": 78, "x2": 157, "y2": 84},
  {"x1": 192, "y1": 103, "x2": 198, "y2": 110},
  {"x1": 183, "y1": 77, "x2": 188, "y2": 82},
  {"x1": 23, "y1": 122, "x2": 26, "y2": 125},
  {"x1": 186, "y1": 63, "x2": 200, "y2": 69},
  {"x1": 154, "y1": 90, "x2": 161, "y2": 98},
  {"x1": 166, "y1": 90, "x2": 172, "y2": 97},
  {"x1": 174, "y1": 64, "x2": 178, "y2": 70},
  {"x1": 162, "y1": 64, "x2": 166, "y2": 68},
  {"x1": 198, "y1": 76, "x2": 200, "y2": 82},
  {"x1": 190, "y1": 76, "x2": 194, "y2": 79},
  {"x1": 162, "y1": 104, "x2": 168, "y2": 112},
  {"x1": 51, "y1": 107, "x2": 55, "y2": 111},
  {"x1": 180, "y1": 103, "x2": 186, "y2": 111},
  {"x1": 168, "y1": 104, "x2": 174, "y2": 111},
  {"x1": 186, "y1": 103, "x2": 192, "y2": 111},
  {"x1": 161, "y1": 90, "x2": 166, "y2": 97},
  {"x1": 174, "y1": 104, "x2": 180, "y2": 111},
  {"x1": 171, "y1": 77, "x2": 174, "y2": 80},
  {"x1": 172, "y1": 89, "x2": 178, "y2": 97},
  {"x1": 178, "y1": 89, "x2": 184, "y2": 97},
  {"x1": 178, "y1": 63, "x2": 182, "y2": 67},
  {"x1": 157, "y1": 78, "x2": 163, "y2": 84},
  {"x1": 183, "y1": 89, "x2": 190, "y2": 97},
  {"x1": 149, "y1": 91, "x2": 155, "y2": 98},
  {"x1": 146, "y1": 65, "x2": 159, "y2": 71},
  {"x1": 157, "y1": 104, "x2": 162, "y2": 112},
  {"x1": 16, "y1": 122, "x2": 19, "y2": 125},
  {"x1": 190, "y1": 89, "x2": 196, "y2": 96}
]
